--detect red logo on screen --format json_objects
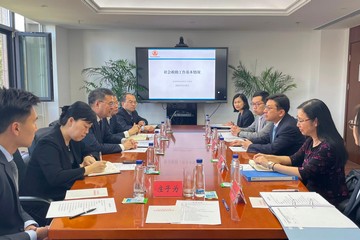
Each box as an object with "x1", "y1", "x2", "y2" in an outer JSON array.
[{"x1": 151, "y1": 50, "x2": 159, "y2": 57}]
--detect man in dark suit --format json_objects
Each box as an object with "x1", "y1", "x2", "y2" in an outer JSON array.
[
  {"x1": 242, "y1": 94, "x2": 305, "y2": 156},
  {"x1": 0, "y1": 87, "x2": 48, "y2": 240},
  {"x1": 114, "y1": 93, "x2": 154, "y2": 133},
  {"x1": 82, "y1": 88, "x2": 136, "y2": 159}
]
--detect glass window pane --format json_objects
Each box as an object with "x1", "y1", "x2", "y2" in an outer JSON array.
[
  {"x1": 15, "y1": 13, "x2": 25, "y2": 31},
  {"x1": 16, "y1": 32, "x2": 53, "y2": 101},
  {"x1": 0, "y1": 32, "x2": 9, "y2": 88},
  {"x1": 0, "y1": 7, "x2": 11, "y2": 27}
]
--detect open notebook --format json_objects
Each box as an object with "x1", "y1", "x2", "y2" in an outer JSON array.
[{"x1": 88, "y1": 161, "x2": 120, "y2": 176}]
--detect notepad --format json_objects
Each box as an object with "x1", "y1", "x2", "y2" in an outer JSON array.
[
  {"x1": 248, "y1": 159, "x2": 272, "y2": 171},
  {"x1": 87, "y1": 161, "x2": 120, "y2": 176}
]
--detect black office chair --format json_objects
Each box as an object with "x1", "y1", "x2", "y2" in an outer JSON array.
[{"x1": 14, "y1": 150, "x2": 52, "y2": 226}]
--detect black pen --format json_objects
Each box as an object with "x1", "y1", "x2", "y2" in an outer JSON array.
[
  {"x1": 69, "y1": 208, "x2": 97, "y2": 219},
  {"x1": 222, "y1": 199, "x2": 230, "y2": 211}
]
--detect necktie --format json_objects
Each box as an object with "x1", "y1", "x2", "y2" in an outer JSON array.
[
  {"x1": 9, "y1": 160, "x2": 19, "y2": 192},
  {"x1": 257, "y1": 116, "x2": 263, "y2": 132},
  {"x1": 272, "y1": 125, "x2": 277, "y2": 142}
]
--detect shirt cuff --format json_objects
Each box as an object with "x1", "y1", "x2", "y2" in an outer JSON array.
[
  {"x1": 24, "y1": 220, "x2": 38, "y2": 229},
  {"x1": 124, "y1": 131, "x2": 129, "y2": 138},
  {"x1": 25, "y1": 230, "x2": 37, "y2": 240},
  {"x1": 141, "y1": 126, "x2": 145, "y2": 131},
  {"x1": 119, "y1": 144, "x2": 125, "y2": 151}
]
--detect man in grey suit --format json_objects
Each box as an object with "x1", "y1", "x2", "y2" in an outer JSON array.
[
  {"x1": 0, "y1": 87, "x2": 48, "y2": 240},
  {"x1": 230, "y1": 91, "x2": 273, "y2": 143}
]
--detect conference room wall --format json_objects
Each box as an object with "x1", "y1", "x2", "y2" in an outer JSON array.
[{"x1": 45, "y1": 27, "x2": 348, "y2": 135}]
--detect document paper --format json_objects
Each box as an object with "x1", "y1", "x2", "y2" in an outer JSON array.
[
  {"x1": 65, "y1": 188, "x2": 108, "y2": 200},
  {"x1": 46, "y1": 197, "x2": 117, "y2": 218}
]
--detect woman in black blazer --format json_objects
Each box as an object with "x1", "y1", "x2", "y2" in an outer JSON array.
[
  {"x1": 20, "y1": 101, "x2": 107, "y2": 221},
  {"x1": 226, "y1": 93, "x2": 254, "y2": 128}
]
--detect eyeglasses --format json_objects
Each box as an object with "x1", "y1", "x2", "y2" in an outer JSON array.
[
  {"x1": 100, "y1": 101, "x2": 115, "y2": 107},
  {"x1": 265, "y1": 105, "x2": 277, "y2": 111},
  {"x1": 348, "y1": 119, "x2": 358, "y2": 130},
  {"x1": 297, "y1": 118, "x2": 312, "y2": 123},
  {"x1": 251, "y1": 102, "x2": 264, "y2": 107}
]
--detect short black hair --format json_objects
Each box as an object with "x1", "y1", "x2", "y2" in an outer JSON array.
[
  {"x1": 88, "y1": 88, "x2": 114, "y2": 105},
  {"x1": 232, "y1": 93, "x2": 250, "y2": 112},
  {"x1": 253, "y1": 90, "x2": 269, "y2": 103},
  {"x1": 120, "y1": 93, "x2": 135, "y2": 103},
  {"x1": 59, "y1": 101, "x2": 97, "y2": 125},
  {"x1": 266, "y1": 93, "x2": 290, "y2": 113},
  {"x1": 0, "y1": 87, "x2": 40, "y2": 134}
]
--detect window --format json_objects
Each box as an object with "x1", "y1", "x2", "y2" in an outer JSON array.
[
  {"x1": 15, "y1": 32, "x2": 53, "y2": 101},
  {"x1": 0, "y1": 7, "x2": 53, "y2": 101}
]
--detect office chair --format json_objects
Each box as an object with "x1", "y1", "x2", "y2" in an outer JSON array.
[{"x1": 14, "y1": 150, "x2": 52, "y2": 226}]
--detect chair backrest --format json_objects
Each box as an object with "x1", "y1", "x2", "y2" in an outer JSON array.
[{"x1": 28, "y1": 126, "x2": 54, "y2": 155}]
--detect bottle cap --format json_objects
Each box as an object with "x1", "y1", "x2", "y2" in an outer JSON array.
[
  {"x1": 149, "y1": 142, "x2": 154, "y2": 147},
  {"x1": 219, "y1": 136, "x2": 224, "y2": 140},
  {"x1": 155, "y1": 129, "x2": 160, "y2": 133},
  {"x1": 161, "y1": 121, "x2": 165, "y2": 123},
  {"x1": 232, "y1": 154, "x2": 239, "y2": 159},
  {"x1": 196, "y1": 159, "x2": 203, "y2": 164},
  {"x1": 136, "y1": 160, "x2": 143, "y2": 165}
]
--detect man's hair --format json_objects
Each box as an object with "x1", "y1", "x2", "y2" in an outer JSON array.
[
  {"x1": 266, "y1": 93, "x2": 290, "y2": 113},
  {"x1": 120, "y1": 93, "x2": 135, "y2": 103},
  {"x1": 0, "y1": 87, "x2": 40, "y2": 134},
  {"x1": 59, "y1": 101, "x2": 97, "y2": 125},
  {"x1": 88, "y1": 88, "x2": 114, "y2": 105},
  {"x1": 253, "y1": 90, "x2": 269, "y2": 103}
]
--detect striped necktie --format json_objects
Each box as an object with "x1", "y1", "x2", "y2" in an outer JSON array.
[
  {"x1": 272, "y1": 125, "x2": 277, "y2": 142},
  {"x1": 9, "y1": 160, "x2": 19, "y2": 192}
]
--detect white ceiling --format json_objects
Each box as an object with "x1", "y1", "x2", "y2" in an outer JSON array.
[{"x1": 1, "y1": 0, "x2": 360, "y2": 31}]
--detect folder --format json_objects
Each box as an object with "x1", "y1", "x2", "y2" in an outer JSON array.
[{"x1": 241, "y1": 170, "x2": 298, "y2": 182}]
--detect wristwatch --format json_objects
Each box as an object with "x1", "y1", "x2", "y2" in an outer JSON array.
[{"x1": 267, "y1": 161, "x2": 274, "y2": 170}]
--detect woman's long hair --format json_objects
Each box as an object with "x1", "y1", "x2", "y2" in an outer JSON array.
[{"x1": 298, "y1": 99, "x2": 348, "y2": 167}]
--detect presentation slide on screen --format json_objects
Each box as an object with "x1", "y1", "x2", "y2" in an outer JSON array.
[{"x1": 148, "y1": 49, "x2": 216, "y2": 100}]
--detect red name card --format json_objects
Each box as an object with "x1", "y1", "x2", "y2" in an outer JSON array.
[{"x1": 153, "y1": 181, "x2": 183, "y2": 197}]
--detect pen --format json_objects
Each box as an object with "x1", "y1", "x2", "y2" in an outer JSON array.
[
  {"x1": 69, "y1": 208, "x2": 97, "y2": 219},
  {"x1": 272, "y1": 189, "x2": 299, "y2": 192},
  {"x1": 222, "y1": 198, "x2": 230, "y2": 211},
  {"x1": 99, "y1": 151, "x2": 102, "y2": 161}
]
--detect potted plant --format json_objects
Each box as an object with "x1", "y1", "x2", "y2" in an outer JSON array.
[
  {"x1": 228, "y1": 61, "x2": 296, "y2": 98},
  {"x1": 81, "y1": 59, "x2": 143, "y2": 100}
]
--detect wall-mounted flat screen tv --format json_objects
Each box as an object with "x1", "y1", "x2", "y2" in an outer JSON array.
[{"x1": 136, "y1": 47, "x2": 228, "y2": 103}]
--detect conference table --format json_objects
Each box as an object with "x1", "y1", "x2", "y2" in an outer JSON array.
[{"x1": 48, "y1": 125, "x2": 307, "y2": 240}]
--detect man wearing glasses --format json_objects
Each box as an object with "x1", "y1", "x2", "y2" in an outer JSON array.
[
  {"x1": 82, "y1": 88, "x2": 136, "y2": 160},
  {"x1": 114, "y1": 93, "x2": 155, "y2": 133},
  {"x1": 241, "y1": 94, "x2": 305, "y2": 156},
  {"x1": 231, "y1": 91, "x2": 273, "y2": 143}
]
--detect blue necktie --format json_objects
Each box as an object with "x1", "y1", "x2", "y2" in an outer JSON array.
[{"x1": 272, "y1": 125, "x2": 277, "y2": 142}]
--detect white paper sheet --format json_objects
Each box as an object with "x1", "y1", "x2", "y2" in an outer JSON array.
[
  {"x1": 145, "y1": 206, "x2": 177, "y2": 223},
  {"x1": 46, "y1": 198, "x2": 117, "y2": 218},
  {"x1": 260, "y1": 192, "x2": 332, "y2": 207},
  {"x1": 272, "y1": 206, "x2": 358, "y2": 228},
  {"x1": 229, "y1": 146, "x2": 246, "y2": 152},
  {"x1": 123, "y1": 148, "x2": 148, "y2": 153},
  {"x1": 87, "y1": 161, "x2": 120, "y2": 176},
  {"x1": 112, "y1": 163, "x2": 136, "y2": 171},
  {"x1": 65, "y1": 188, "x2": 108, "y2": 200},
  {"x1": 249, "y1": 197, "x2": 269, "y2": 208},
  {"x1": 172, "y1": 200, "x2": 221, "y2": 225}
]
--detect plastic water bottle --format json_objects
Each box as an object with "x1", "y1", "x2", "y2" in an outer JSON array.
[
  {"x1": 230, "y1": 154, "x2": 241, "y2": 185},
  {"x1": 154, "y1": 129, "x2": 160, "y2": 153},
  {"x1": 205, "y1": 114, "x2": 210, "y2": 138},
  {"x1": 147, "y1": 142, "x2": 155, "y2": 171},
  {"x1": 218, "y1": 136, "x2": 225, "y2": 159},
  {"x1": 165, "y1": 116, "x2": 172, "y2": 133},
  {"x1": 160, "y1": 121, "x2": 166, "y2": 139},
  {"x1": 133, "y1": 160, "x2": 145, "y2": 198},
  {"x1": 194, "y1": 159, "x2": 205, "y2": 198}
]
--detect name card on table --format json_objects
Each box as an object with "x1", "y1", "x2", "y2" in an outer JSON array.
[
  {"x1": 230, "y1": 181, "x2": 246, "y2": 204},
  {"x1": 153, "y1": 181, "x2": 183, "y2": 197}
]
